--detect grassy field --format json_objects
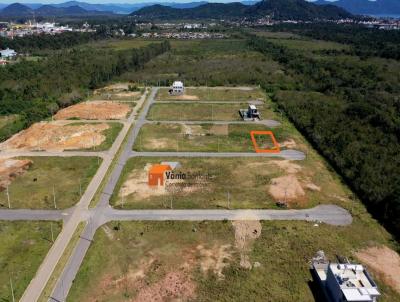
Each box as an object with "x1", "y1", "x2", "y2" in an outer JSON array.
[
  {"x1": 66, "y1": 122, "x2": 123, "y2": 151},
  {"x1": 67, "y1": 218, "x2": 400, "y2": 302},
  {"x1": 156, "y1": 87, "x2": 266, "y2": 102},
  {"x1": 0, "y1": 157, "x2": 100, "y2": 209},
  {"x1": 147, "y1": 103, "x2": 275, "y2": 121},
  {"x1": 133, "y1": 123, "x2": 294, "y2": 152},
  {"x1": 118, "y1": 39, "x2": 293, "y2": 88},
  {"x1": 93, "y1": 122, "x2": 123, "y2": 151},
  {"x1": 262, "y1": 36, "x2": 350, "y2": 53},
  {"x1": 0, "y1": 221, "x2": 62, "y2": 301},
  {"x1": 87, "y1": 39, "x2": 162, "y2": 51},
  {"x1": 0, "y1": 115, "x2": 18, "y2": 130},
  {"x1": 110, "y1": 154, "x2": 350, "y2": 210}
]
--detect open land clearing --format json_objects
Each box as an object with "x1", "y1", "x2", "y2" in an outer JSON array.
[
  {"x1": 134, "y1": 123, "x2": 299, "y2": 153},
  {"x1": 112, "y1": 156, "x2": 349, "y2": 209},
  {"x1": 0, "y1": 157, "x2": 100, "y2": 209},
  {"x1": 355, "y1": 245, "x2": 400, "y2": 294},
  {"x1": 147, "y1": 102, "x2": 275, "y2": 121},
  {"x1": 67, "y1": 220, "x2": 400, "y2": 302},
  {"x1": 0, "y1": 121, "x2": 122, "y2": 151},
  {"x1": 54, "y1": 101, "x2": 131, "y2": 120},
  {"x1": 156, "y1": 87, "x2": 265, "y2": 102},
  {"x1": 0, "y1": 221, "x2": 62, "y2": 301},
  {"x1": 92, "y1": 83, "x2": 143, "y2": 102}
]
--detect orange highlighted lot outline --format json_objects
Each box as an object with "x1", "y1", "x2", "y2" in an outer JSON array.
[{"x1": 250, "y1": 130, "x2": 280, "y2": 153}]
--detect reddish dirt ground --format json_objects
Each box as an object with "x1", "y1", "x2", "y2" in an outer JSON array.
[
  {"x1": 0, "y1": 158, "x2": 32, "y2": 190},
  {"x1": 0, "y1": 122, "x2": 109, "y2": 151},
  {"x1": 54, "y1": 101, "x2": 130, "y2": 120}
]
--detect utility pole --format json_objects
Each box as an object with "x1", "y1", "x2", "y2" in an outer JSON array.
[
  {"x1": 79, "y1": 178, "x2": 82, "y2": 197},
  {"x1": 227, "y1": 190, "x2": 230, "y2": 209},
  {"x1": 50, "y1": 222, "x2": 54, "y2": 242},
  {"x1": 6, "y1": 186, "x2": 11, "y2": 209},
  {"x1": 10, "y1": 275, "x2": 15, "y2": 302},
  {"x1": 53, "y1": 185, "x2": 57, "y2": 209}
]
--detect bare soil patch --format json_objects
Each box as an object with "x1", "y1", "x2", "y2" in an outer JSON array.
[
  {"x1": 182, "y1": 124, "x2": 205, "y2": 137},
  {"x1": 355, "y1": 245, "x2": 400, "y2": 293},
  {"x1": 0, "y1": 158, "x2": 32, "y2": 190},
  {"x1": 279, "y1": 139, "x2": 297, "y2": 149},
  {"x1": 210, "y1": 124, "x2": 229, "y2": 136},
  {"x1": 133, "y1": 271, "x2": 196, "y2": 302},
  {"x1": 54, "y1": 101, "x2": 130, "y2": 120},
  {"x1": 232, "y1": 220, "x2": 262, "y2": 269},
  {"x1": 114, "y1": 91, "x2": 140, "y2": 98},
  {"x1": 197, "y1": 244, "x2": 232, "y2": 278},
  {"x1": 173, "y1": 94, "x2": 199, "y2": 101},
  {"x1": 0, "y1": 122, "x2": 109, "y2": 151},
  {"x1": 269, "y1": 175, "x2": 305, "y2": 204},
  {"x1": 119, "y1": 164, "x2": 198, "y2": 202},
  {"x1": 270, "y1": 160, "x2": 302, "y2": 174}
]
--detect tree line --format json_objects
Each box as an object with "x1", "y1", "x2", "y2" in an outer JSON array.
[
  {"x1": 248, "y1": 34, "x2": 400, "y2": 238},
  {"x1": 0, "y1": 40, "x2": 170, "y2": 140},
  {"x1": 269, "y1": 23, "x2": 400, "y2": 60}
]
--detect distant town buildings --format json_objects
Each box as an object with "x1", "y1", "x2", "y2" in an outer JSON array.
[
  {"x1": 0, "y1": 48, "x2": 16, "y2": 58},
  {"x1": 0, "y1": 21, "x2": 95, "y2": 38}
]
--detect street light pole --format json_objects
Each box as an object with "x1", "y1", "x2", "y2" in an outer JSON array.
[
  {"x1": 10, "y1": 276, "x2": 15, "y2": 302},
  {"x1": 6, "y1": 186, "x2": 11, "y2": 209},
  {"x1": 53, "y1": 185, "x2": 57, "y2": 209}
]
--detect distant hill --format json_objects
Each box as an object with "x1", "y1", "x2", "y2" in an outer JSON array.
[
  {"x1": 35, "y1": 4, "x2": 88, "y2": 16},
  {"x1": 0, "y1": 3, "x2": 34, "y2": 17},
  {"x1": 132, "y1": 0, "x2": 353, "y2": 20},
  {"x1": 0, "y1": 2, "x2": 114, "y2": 17},
  {"x1": 314, "y1": 0, "x2": 400, "y2": 16}
]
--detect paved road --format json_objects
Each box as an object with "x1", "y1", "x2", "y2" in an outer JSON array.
[
  {"x1": 131, "y1": 150, "x2": 306, "y2": 160},
  {"x1": 102, "y1": 205, "x2": 352, "y2": 226},
  {"x1": 155, "y1": 100, "x2": 264, "y2": 104},
  {"x1": 10, "y1": 85, "x2": 346, "y2": 302},
  {"x1": 146, "y1": 119, "x2": 281, "y2": 127},
  {"x1": 0, "y1": 150, "x2": 107, "y2": 158},
  {"x1": 20, "y1": 89, "x2": 151, "y2": 302},
  {"x1": 49, "y1": 87, "x2": 159, "y2": 302},
  {"x1": 0, "y1": 209, "x2": 66, "y2": 221}
]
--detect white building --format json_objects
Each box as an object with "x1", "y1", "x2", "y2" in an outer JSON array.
[
  {"x1": 313, "y1": 261, "x2": 381, "y2": 302},
  {"x1": 169, "y1": 81, "x2": 184, "y2": 95},
  {"x1": 0, "y1": 48, "x2": 16, "y2": 58}
]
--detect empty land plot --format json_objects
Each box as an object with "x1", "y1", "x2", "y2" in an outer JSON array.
[
  {"x1": 67, "y1": 219, "x2": 399, "y2": 302},
  {"x1": 147, "y1": 103, "x2": 274, "y2": 121},
  {"x1": 111, "y1": 155, "x2": 350, "y2": 209},
  {"x1": 0, "y1": 121, "x2": 122, "y2": 151},
  {"x1": 0, "y1": 157, "x2": 100, "y2": 209},
  {"x1": 0, "y1": 221, "x2": 62, "y2": 301},
  {"x1": 265, "y1": 37, "x2": 350, "y2": 53},
  {"x1": 156, "y1": 87, "x2": 265, "y2": 102},
  {"x1": 54, "y1": 101, "x2": 131, "y2": 120},
  {"x1": 133, "y1": 123, "x2": 294, "y2": 153}
]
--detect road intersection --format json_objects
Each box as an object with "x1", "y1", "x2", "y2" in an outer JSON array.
[{"x1": 0, "y1": 87, "x2": 352, "y2": 302}]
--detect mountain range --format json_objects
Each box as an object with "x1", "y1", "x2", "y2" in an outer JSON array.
[
  {"x1": 0, "y1": 0, "x2": 398, "y2": 18},
  {"x1": 0, "y1": 2, "x2": 113, "y2": 16},
  {"x1": 131, "y1": 0, "x2": 352, "y2": 20}
]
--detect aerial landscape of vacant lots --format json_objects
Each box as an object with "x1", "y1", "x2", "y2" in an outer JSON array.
[{"x1": 0, "y1": 0, "x2": 399, "y2": 301}]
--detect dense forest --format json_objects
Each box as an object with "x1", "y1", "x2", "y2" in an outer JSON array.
[
  {"x1": 248, "y1": 34, "x2": 400, "y2": 237},
  {"x1": 271, "y1": 23, "x2": 400, "y2": 60},
  {"x1": 0, "y1": 40, "x2": 170, "y2": 140}
]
